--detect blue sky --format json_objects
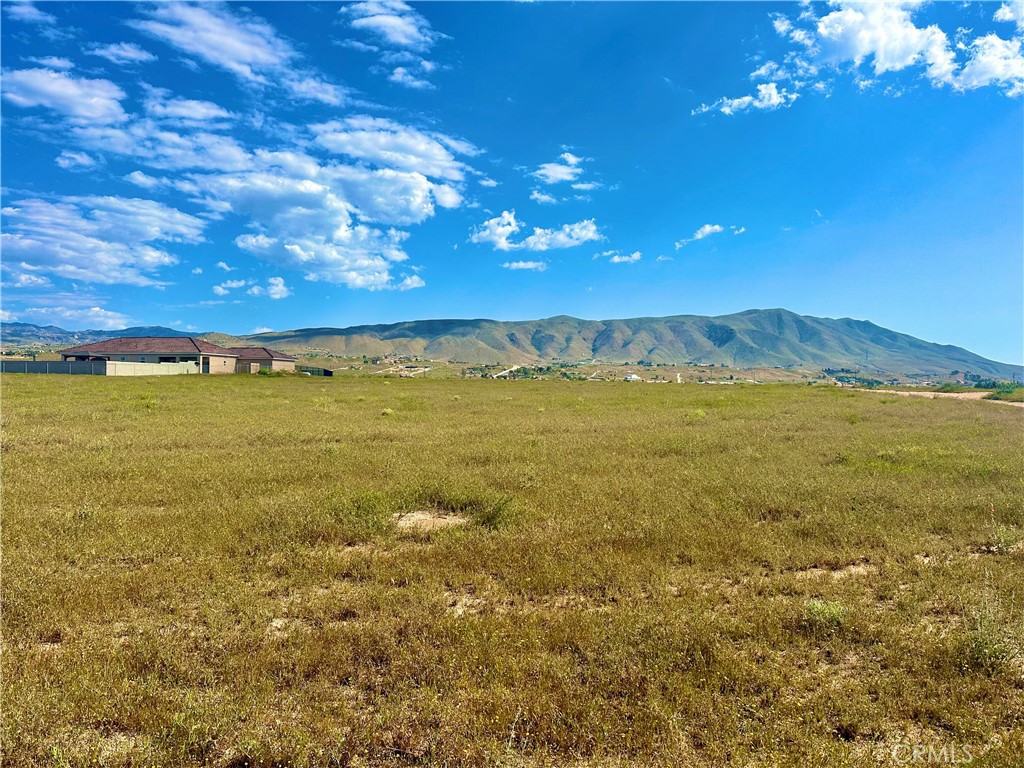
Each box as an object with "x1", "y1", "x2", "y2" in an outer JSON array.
[{"x1": 1, "y1": 1, "x2": 1022, "y2": 364}]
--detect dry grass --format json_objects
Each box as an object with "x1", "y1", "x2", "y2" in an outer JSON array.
[{"x1": 2, "y1": 374, "x2": 1023, "y2": 766}]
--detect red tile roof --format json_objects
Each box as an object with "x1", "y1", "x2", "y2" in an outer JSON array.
[
  {"x1": 60, "y1": 337, "x2": 238, "y2": 356},
  {"x1": 226, "y1": 347, "x2": 296, "y2": 361}
]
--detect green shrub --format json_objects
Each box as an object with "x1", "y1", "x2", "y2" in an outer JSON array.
[{"x1": 800, "y1": 599, "x2": 847, "y2": 637}]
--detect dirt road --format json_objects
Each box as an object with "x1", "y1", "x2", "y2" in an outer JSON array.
[{"x1": 856, "y1": 389, "x2": 1024, "y2": 408}]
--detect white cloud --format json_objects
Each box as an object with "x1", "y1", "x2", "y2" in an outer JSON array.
[
  {"x1": 247, "y1": 285, "x2": 264, "y2": 296},
  {"x1": 28, "y1": 56, "x2": 73, "y2": 69},
  {"x1": 90, "y1": 42, "x2": 157, "y2": 65},
  {"x1": 693, "y1": 82, "x2": 798, "y2": 116},
  {"x1": 389, "y1": 66, "x2": 434, "y2": 89},
  {"x1": 815, "y1": 2, "x2": 956, "y2": 84},
  {"x1": 1, "y1": 196, "x2": 205, "y2": 285},
  {"x1": 609, "y1": 251, "x2": 642, "y2": 264},
  {"x1": 736, "y1": 2, "x2": 1024, "y2": 106},
  {"x1": 341, "y1": 0, "x2": 439, "y2": 51},
  {"x1": 191, "y1": 267, "x2": 203, "y2": 274},
  {"x1": 957, "y1": 33, "x2": 1024, "y2": 96},
  {"x1": 502, "y1": 260, "x2": 547, "y2": 271},
  {"x1": 142, "y1": 85, "x2": 233, "y2": 125},
  {"x1": 2, "y1": 68, "x2": 127, "y2": 125},
  {"x1": 469, "y1": 210, "x2": 521, "y2": 251},
  {"x1": 471, "y1": 210, "x2": 601, "y2": 252},
  {"x1": 216, "y1": 261, "x2": 235, "y2": 271},
  {"x1": 72, "y1": 120, "x2": 252, "y2": 172},
  {"x1": 213, "y1": 279, "x2": 247, "y2": 295},
  {"x1": 532, "y1": 156, "x2": 584, "y2": 185},
  {"x1": 395, "y1": 274, "x2": 425, "y2": 290},
  {"x1": 20, "y1": 305, "x2": 131, "y2": 330},
  {"x1": 4, "y1": 1, "x2": 55, "y2": 24},
  {"x1": 266, "y1": 276, "x2": 291, "y2": 299},
  {"x1": 571, "y1": 182, "x2": 602, "y2": 191},
  {"x1": 995, "y1": 2, "x2": 1024, "y2": 32},
  {"x1": 733, "y1": 226, "x2": 747, "y2": 235},
  {"x1": 312, "y1": 116, "x2": 476, "y2": 181},
  {"x1": 55, "y1": 150, "x2": 96, "y2": 170},
  {"x1": 250, "y1": 325, "x2": 273, "y2": 333},
  {"x1": 522, "y1": 219, "x2": 601, "y2": 251},
  {"x1": 676, "y1": 224, "x2": 725, "y2": 248},
  {"x1": 0, "y1": 310, "x2": 17, "y2": 322},
  {"x1": 3, "y1": 270, "x2": 53, "y2": 288},
  {"x1": 656, "y1": 255, "x2": 673, "y2": 262},
  {"x1": 129, "y1": 3, "x2": 345, "y2": 105},
  {"x1": 530, "y1": 189, "x2": 559, "y2": 205},
  {"x1": 479, "y1": 178, "x2": 499, "y2": 188},
  {"x1": 124, "y1": 170, "x2": 162, "y2": 189}
]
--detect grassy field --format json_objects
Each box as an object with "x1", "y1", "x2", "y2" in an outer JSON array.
[{"x1": 2, "y1": 374, "x2": 1022, "y2": 767}]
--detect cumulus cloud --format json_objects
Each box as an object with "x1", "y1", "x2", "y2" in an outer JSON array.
[
  {"x1": 532, "y1": 151, "x2": 585, "y2": 185},
  {"x1": 530, "y1": 189, "x2": 559, "y2": 205},
  {"x1": 995, "y1": 2, "x2": 1024, "y2": 32},
  {"x1": 55, "y1": 150, "x2": 97, "y2": 169},
  {"x1": 341, "y1": 0, "x2": 440, "y2": 51},
  {"x1": 213, "y1": 279, "x2": 247, "y2": 295},
  {"x1": 389, "y1": 66, "x2": 434, "y2": 89},
  {"x1": 216, "y1": 261, "x2": 235, "y2": 271},
  {"x1": 703, "y1": 2, "x2": 1024, "y2": 115},
  {"x1": 502, "y1": 260, "x2": 547, "y2": 271},
  {"x1": 609, "y1": 251, "x2": 642, "y2": 264},
  {"x1": 28, "y1": 56, "x2": 73, "y2": 69},
  {"x1": 470, "y1": 210, "x2": 602, "y2": 251},
  {"x1": 20, "y1": 305, "x2": 132, "y2": 330},
  {"x1": 2, "y1": 68, "x2": 127, "y2": 125},
  {"x1": 312, "y1": 116, "x2": 476, "y2": 181},
  {"x1": 142, "y1": 85, "x2": 233, "y2": 125},
  {"x1": 72, "y1": 120, "x2": 252, "y2": 172},
  {"x1": 395, "y1": 274, "x2": 425, "y2": 290},
  {"x1": 693, "y1": 82, "x2": 798, "y2": 116},
  {"x1": 266, "y1": 276, "x2": 291, "y2": 298},
  {"x1": 1, "y1": 196, "x2": 204, "y2": 285},
  {"x1": 129, "y1": 3, "x2": 346, "y2": 105},
  {"x1": 89, "y1": 42, "x2": 157, "y2": 65},
  {"x1": 675, "y1": 224, "x2": 725, "y2": 248},
  {"x1": 3, "y1": 1, "x2": 55, "y2": 24}
]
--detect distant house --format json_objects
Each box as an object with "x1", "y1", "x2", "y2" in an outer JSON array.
[
  {"x1": 61, "y1": 337, "x2": 238, "y2": 374},
  {"x1": 226, "y1": 347, "x2": 296, "y2": 373},
  {"x1": 623, "y1": 373, "x2": 643, "y2": 382}
]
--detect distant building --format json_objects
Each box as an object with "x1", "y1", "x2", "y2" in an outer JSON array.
[
  {"x1": 61, "y1": 337, "x2": 238, "y2": 374},
  {"x1": 623, "y1": 373, "x2": 642, "y2": 382},
  {"x1": 226, "y1": 347, "x2": 296, "y2": 373}
]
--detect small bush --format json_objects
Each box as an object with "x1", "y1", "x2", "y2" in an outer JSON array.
[
  {"x1": 801, "y1": 599, "x2": 847, "y2": 637},
  {"x1": 381, "y1": 408, "x2": 395, "y2": 417}
]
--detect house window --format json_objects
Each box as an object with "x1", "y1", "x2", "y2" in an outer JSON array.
[
  {"x1": 139, "y1": 356, "x2": 146, "y2": 362},
  {"x1": 119, "y1": 357, "x2": 126, "y2": 361}
]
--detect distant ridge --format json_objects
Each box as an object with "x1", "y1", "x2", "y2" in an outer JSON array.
[
  {"x1": 0, "y1": 323, "x2": 196, "y2": 346},
  {"x1": 2, "y1": 310, "x2": 1020, "y2": 378}
]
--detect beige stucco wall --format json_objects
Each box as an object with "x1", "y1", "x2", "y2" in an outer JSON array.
[
  {"x1": 204, "y1": 355, "x2": 236, "y2": 374},
  {"x1": 235, "y1": 358, "x2": 296, "y2": 372},
  {"x1": 105, "y1": 362, "x2": 198, "y2": 376}
]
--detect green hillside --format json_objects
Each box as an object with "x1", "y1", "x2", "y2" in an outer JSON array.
[{"x1": 240, "y1": 308, "x2": 1021, "y2": 378}]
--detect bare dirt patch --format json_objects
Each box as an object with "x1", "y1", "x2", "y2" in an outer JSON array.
[
  {"x1": 394, "y1": 509, "x2": 469, "y2": 531},
  {"x1": 795, "y1": 559, "x2": 878, "y2": 580}
]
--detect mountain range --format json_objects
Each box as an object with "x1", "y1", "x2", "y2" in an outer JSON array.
[{"x1": 2, "y1": 309, "x2": 1019, "y2": 379}]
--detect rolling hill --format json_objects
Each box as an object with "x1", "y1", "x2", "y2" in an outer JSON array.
[
  {"x1": 2, "y1": 309, "x2": 1020, "y2": 378},
  {"x1": 243, "y1": 309, "x2": 1020, "y2": 378}
]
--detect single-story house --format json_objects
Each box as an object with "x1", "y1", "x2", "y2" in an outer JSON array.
[
  {"x1": 226, "y1": 347, "x2": 296, "y2": 372},
  {"x1": 60, "y1": 337, "x2": 238, "y2": 374}
]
